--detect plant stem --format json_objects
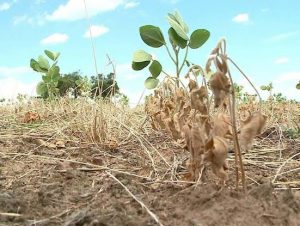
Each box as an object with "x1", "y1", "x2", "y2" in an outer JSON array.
[
  {"x1": 175, "y1": 48, "x2": 180, "y2": 87},
  {"x1": 227, "y1": 57, "x2": 262, "y2": 110},
  {"x1": 83, "y1": 0, "x2": 101, "y2": 98},
  {"x1": 178, "y1": 46, "x2": 189, "y2": 76},
  {"x1": 162, "y1": 70, "x2": 172, "y2": 78},
  {"x1": 165, "y1": 45, "x2": 176, "y2": 65},
  {"x1": 227, "y1": 66, "x2": 246, "y2": 192}
]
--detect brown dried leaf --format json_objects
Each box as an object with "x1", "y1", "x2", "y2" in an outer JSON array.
[
  {"x1": 239, "y1": 112, "x2": 267, "y2": 151},
  {"x1": 209, "y1": 71, "x2": 231, "y2": 108},
  {"x1": 204, "y1": 136, "x2": 229, "y2": 184},
  {"x1": 188, "y1": 79, "x2": 198, "y2": 91},
  {"x1": 21, "y1": 111, "x2": 40, "y2": 123},
  {"x1": 181, "y1": 124, "x2": 191, "y2": 151},
  {"x1": 164, "y1": 117, "x2": 181, "y2": 140},
  {"x1": 214, "y1": 56, "x2": 228, "y2": 74},
  {"x1": 190, "y1": 86, "x2": 208, "y2": 114},
  {"x1": 36, "y1": 139, "x2": 56, "y2": 148},
  {"x1": 55, "y1": 140, "x2": 66, "y2": 148},
  {"x1": 212, "y1": 113, "x2": 232, "y2": 139}
]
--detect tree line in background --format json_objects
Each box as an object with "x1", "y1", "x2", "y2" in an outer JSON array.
[{"x1": 37, "y1": 71, "x2": 120, "y2": 99}]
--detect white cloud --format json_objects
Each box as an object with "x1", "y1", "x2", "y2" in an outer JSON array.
[
  {"x1": 232, "y1": 13, "x2": 249, "y2": 23},
  {"x1": 13, "y1": 14, "x2": 46, "y2": 26},
  {"x1": 0, "y1": 66, "x2": 31, "y2": 78},
  {"x1": 119, "y1": 87, "x2": 148, "y2": 106},
  {"x1": 84, "y1": 25, "x2": 109, "y2": 38},
  {"x1": 41, "y1": 33, "x2": 69, "y2": 45},
  {"x1": 275, "y1": 57, "x2": 289, "y2": 64},
  {"x1": 0, "y1": 66, "x2": 38, "y2": 100},
  {"x1": 0, "y1": 2, "x2": 10, "y2": 11},
  {"x1": 268, "y1": 32, "x2": 297, "y2": 42},
  {"x1": 124, "y1": 1, "x2": 139, "y2": 9},
  {"x1": 0, "y1": 78, "x2": 37, "y2": 100},
  {"x1": 275, "y1": 72, "x2": 300, "y2": 82},
  {"x1": 13, "y1": 15, "x2": 28, "y2": 25},
  {"x1": 47, "y1": 0, "x2": 124, "y2": 21},
  {"x1": 273, "y1": 72, "x2": 300, "y2": 100},
  {"x1": 115, "y1": 63, "x2": 152, "y2": 106},
  {"x1": 116, "y1": 63, "x2": 140, "y2": 80}
]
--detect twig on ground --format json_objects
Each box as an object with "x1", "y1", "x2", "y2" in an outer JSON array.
[{"x1": 107, "y1": 172, "x2": 164, "y2": 226}]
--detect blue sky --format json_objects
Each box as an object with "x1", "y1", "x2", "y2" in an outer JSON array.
[{"x1": 0, "y1": 0, "x2": 299, "y2": 103}]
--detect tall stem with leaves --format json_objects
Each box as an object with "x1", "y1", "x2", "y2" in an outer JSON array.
[
  {"x1": 131, "y1": 11, "x2": 210, "y2": 90},
  {"x1": 30, "y1": 50, "x2": 61, "y2": 100}
]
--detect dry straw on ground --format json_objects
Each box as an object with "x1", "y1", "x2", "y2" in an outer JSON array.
[{"x1": 0, "y1": 97, "x2": 299, "y2": 225}]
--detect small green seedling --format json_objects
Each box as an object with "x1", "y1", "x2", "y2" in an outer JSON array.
[
  {"x1": 132, "y1": 11, "x2": 210, "y2": 89},
  {"x1": 260, "y1": 82, "x2": 273, "y2": 99},
  {"x1": 233, "y1": 83, "x2": 244, "y2": 101},
  {"x1": 30, "y1": 50, "x2": 61, "y2": 99}
]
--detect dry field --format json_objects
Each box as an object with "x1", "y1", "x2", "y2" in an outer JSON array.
[{"x1": 0, "y1": 99, "x2": 299, "y2": 226}]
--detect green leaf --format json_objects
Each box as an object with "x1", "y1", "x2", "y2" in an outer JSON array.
[
  {"x1": 133, "y1": 50, "x2": 152, "y2": 62},
  {"x1": 75, "y1": 79, "x2": 82, "y2": 86},
  {"x1": 174, "y1": 11, "x2": 189, "y2": 33},
  {"x1": 205, "y1": 70, "x2": 214, "y2": 79},
  {"x1": 139, "y1": 25, "x2": 166, "y2": 48},
  {"x1": 168, "y1": 28, "x2": 187, "y2": 49},
  {"x1": 38, "y1": 55, "x2": 50, "y2": 70},
  {"x1": 167, "y1": 13, "x2": 177, "y2": 22},
  {"x1": 53, "y1": 52, "x2": 60, "y2": 61},
  {"x1": 48, "y1": 65, "x2": 60, "y2": 81},
  {"x1": 191, "y1": 65, "x2": 201, "y2": 76},
  {"x1": 36, "y1": 81, "x2": 48, "y2": 98},
  {"x1": 132, "y1": 61, "x2": 151, "y2": 71},
  {"x1": 189, "y1": 29, "x2": 210, "y2": 49},
  {"x1": 260, "y1": 85, "x2": 267, "y2": 91},
  {"x1": 185, "y1": 60, "x2": 191, "y2": 67},
  {"x1": 269, "y1": 82, "x2": 273, "y2": 89},
  {"x1": 166, "y1": 16, "x2": 189, "y2": 40},
  {"x1": 44, "y1": 50, "x2": 60, "y2": 61},
  {"x1": 51, "y1": 80, "x2": 59, "y2": 87},
  {"x1": 144, "y1": 77, "x2": 159, "y2": 89},
  {"x1": 149, "y1": 60, "x2": 162, "y2": 78},
  {"x1": 296, "y1": 81, "x2": 300, "y2": 89},
  {"x1": 42, "y1": 75, "x2": 51, "y2": 83},
  {"x1": 30, "y1": 59, "x2": 46, "y2": 73}
]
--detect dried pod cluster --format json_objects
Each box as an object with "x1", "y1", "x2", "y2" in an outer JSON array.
[
  {"x1": 145, "y1": 41, "x2": 267, "y2": 185},
  {"x1": 146, "y1": 78, "x2": 232, "y2": 183}
]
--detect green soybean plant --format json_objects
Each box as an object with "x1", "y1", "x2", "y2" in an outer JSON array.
[
  {"x1": 132, "y1": 11, "x2": 210, "y2": 89},
  {"x1": 296, "y1": 81, "x2": 300, "y2": 90},
  {"x1": 30, "y1": 50, "x2": 61, "y2": 99},
  {"x1": 233, "y1": 83, "x2": 244, "y2": 102},
  {"x1": 260, "y1": 82, "x2": 273, "y2": 99}
]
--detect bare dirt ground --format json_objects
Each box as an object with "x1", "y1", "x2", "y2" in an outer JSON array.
[{"x1": 0, "y1": 128, "x2": 299, "y2": 226}]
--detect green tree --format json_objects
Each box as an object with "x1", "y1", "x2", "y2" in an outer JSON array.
[
  {"x1": 90, "y1": 73, "x2": 119, "y2": 98},
  {"x1": 57, "y1": 71, "x2": 82, "y2": 98}
]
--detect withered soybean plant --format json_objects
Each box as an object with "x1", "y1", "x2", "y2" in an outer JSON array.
[{"x1": 132, "y1": 11, "x2": 266, "y2": 191}]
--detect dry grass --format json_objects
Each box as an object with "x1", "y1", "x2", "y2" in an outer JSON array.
[
  {"x1": 0, "y1": 98, "x2": 299, "y2": 225},
  {"x1": 0, "y1": 98, "x2": 299, "y2": 190}
]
